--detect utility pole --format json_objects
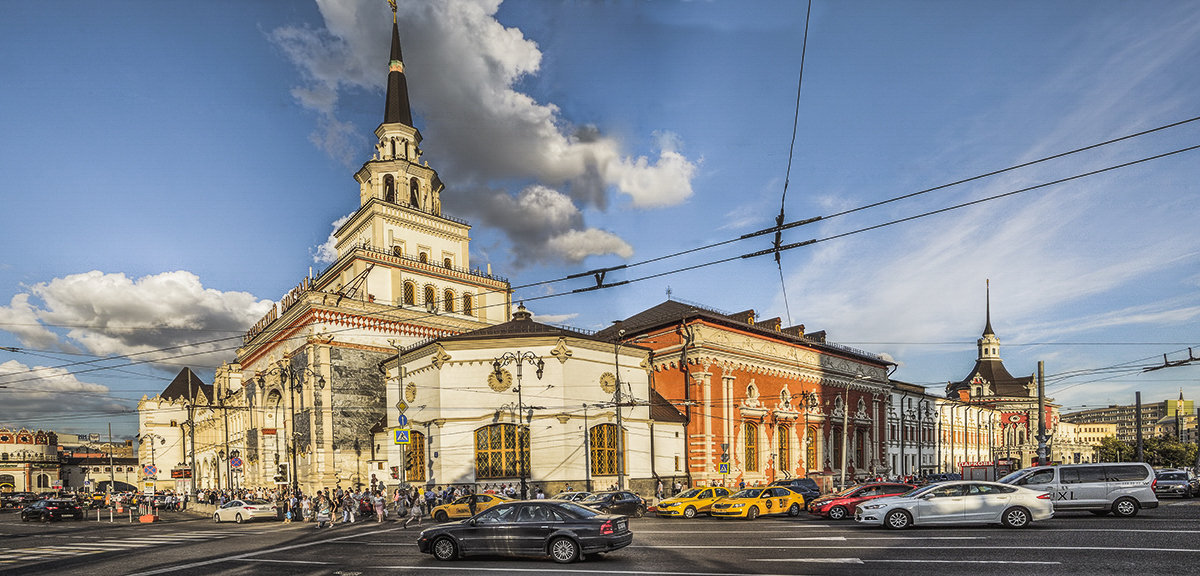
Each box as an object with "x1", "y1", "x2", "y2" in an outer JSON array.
[
  {"x1": 614, "y1": 326, "x2": 626, "y2": 491},
  {"x1": 1135, "y1": 391, "x2": 1144, "y2": 462},
  {"x1": 107, "y1": 423, "x2": 114, "y2": 493},
  {"x1": 1037, "y1": 361, "x2": 1047, "y2": 466}
]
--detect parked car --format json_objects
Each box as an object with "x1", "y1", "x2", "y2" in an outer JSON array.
[
  {"x1": 580, "y1": 491, "x2": 646, "y2": 517},
  {"x1": 854, "y1": 480, "x2": 1052, "y2": 529},
  {"x1": 20, "y1": 499, "x2": 84, "y2": 521},
  {"x1": 430, "y1": 493, "x2": 511, "y2": 522},
  {"x1": 1154, "y1": 470, "x2": 1196, "y2": 498},
  {"x1": 653, "y1": 486, "x2": 731, "y2": 518},
  {"x1": 998, "y1": 462, "x2": 1158, "y2": 517},
  {"x1": 417, "y1": 500, "x2": 633, "y2": 563},
  {"x1": 808, "y1": 482, "x2": 916, "y2": 520},
  {"x1": 212, "y1": 498, "x2": 278, "y2": 523},
  {"x1": 768, "y1": 478, "x2": 821, "y2": 505},
  {"x1": 710, "y1": 486, "x2": 806, "y2": 519},
  {"x1": 552, "y1": 491, "x2": 592, "y2": 503},
  {"x1": 2, "y1": 492, "x2": 38, "y2": 509}
]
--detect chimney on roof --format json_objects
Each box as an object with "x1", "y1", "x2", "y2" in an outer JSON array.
[{"x1": 782, "y1": 324, "x2": 806, "y2": 337}]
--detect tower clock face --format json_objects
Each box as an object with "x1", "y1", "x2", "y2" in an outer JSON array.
[
  {"x1": 488, "y1": 369, "x2": 513, "y2": 392},
  {"x1": 599, "y1": 372, "x2": 617, "y2": 394}
]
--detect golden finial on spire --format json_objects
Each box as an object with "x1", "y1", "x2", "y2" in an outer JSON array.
[{"x1": 387, "y1": 0, "x2": 397, "y2": 22}]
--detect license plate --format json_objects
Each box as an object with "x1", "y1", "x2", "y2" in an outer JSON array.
[{"x1": 616, "y1": 520, "x2": 627, "y2": 532}]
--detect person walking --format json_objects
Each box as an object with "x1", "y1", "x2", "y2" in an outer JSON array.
[
  {"x1": 402, "y1": 492, "x2": 422, "y2": 529},
  {"x1": 315, "y1": 494, "x2": 333, "y2": 529},
  {"x1": 374, "y1": 491, "x2": 386, "y2": 522}
]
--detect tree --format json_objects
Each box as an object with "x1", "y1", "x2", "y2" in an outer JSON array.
[
  {"x1": 1097, "y1": 436, "x2": 1132, "y2": 462},
  {"x1": 1141, "y1": 435, "x2": 1198, "y2": 469}
]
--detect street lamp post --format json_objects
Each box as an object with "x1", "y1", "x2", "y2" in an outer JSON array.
[
  {"x1": 491, "y1": 350, "x2": 545, "y2": 499},
  {"x1": 137, "y1": 433, "x2": 165, "y2": 487}
]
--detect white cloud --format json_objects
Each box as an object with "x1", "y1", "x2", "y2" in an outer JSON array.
[
  {"x1": 312, "y1": 213, "x2": 353, "y2": 264},
  {"x1": 0, "y1": 271, "x2": 274, "y2": 368},
  {"x1": 531, "y1": 312, "x2": 579, "y2": 324},
  {"x1": 271, "y1": 0, "x2": 697, "y2": 265},
  {"x1": 0, "y1": 360, "x2": 133, "y2": 427},
  {"x1": 548, "y1": 229, "x2": 634, "y2": 262}
]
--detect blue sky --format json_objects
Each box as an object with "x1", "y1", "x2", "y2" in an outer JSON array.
[{"x1": 1, "y1": 0, "x2": 1198, "y2": 439}]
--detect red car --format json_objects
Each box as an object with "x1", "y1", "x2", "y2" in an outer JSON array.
[{"x1": 807, "y1": 482, "x2": 915, "y2": 520}]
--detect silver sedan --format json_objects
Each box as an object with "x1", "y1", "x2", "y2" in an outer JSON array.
[
  {"x1": 854, "y1": 480, "x2": 1052, "y2": 529},
  {"x1": 212, "y1": 499, "x2": 278, "y2": 524}
]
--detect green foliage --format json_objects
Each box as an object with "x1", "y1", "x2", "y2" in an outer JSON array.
[{"x1": 1141, "y1": 435, "x2": 1198, "y2": 469}]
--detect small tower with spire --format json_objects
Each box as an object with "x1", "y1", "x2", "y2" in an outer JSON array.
[{"x1": 977, "y1": 279, "x2": 1001, "y2": 361}]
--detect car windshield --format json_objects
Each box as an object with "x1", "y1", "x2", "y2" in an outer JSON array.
[
  {"x1": 731, "y1": 488, "x2": 764, "y2": 499},
  {"x1": 581, "y1": 493, "x2": 610, "y2": 503},
  {"x1": 242, "y1": 499, "x2": 270, "y2": 505},
  {"x1": 997, "y1": 469, "x2": 1031, "y2": 484},
  {"x1": 833, "y1": 486, "x2": 860, "y2": 497},
  {"x1": 1159, "y1": 473, "x2": 1186, "y2": 481},
  {"x1": 904, "y1": 485, "x2": 940, "y2": 498},
  {"x1": 675, "y1": 488, "x2": 703, "y2": 499}
]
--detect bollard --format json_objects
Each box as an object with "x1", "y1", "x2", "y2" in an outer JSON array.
[{"x1": 109, "y1": 508, "x2": 114, "y2": 523}]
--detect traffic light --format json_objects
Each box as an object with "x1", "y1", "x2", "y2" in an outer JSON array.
[
  {"x1": 390, "y1": 466, "x2": 399, "y2": 479},
  {"x1": 275, "y1": 463, "x2": 288, "y2": 483}
]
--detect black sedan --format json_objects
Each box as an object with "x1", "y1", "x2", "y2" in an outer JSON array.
[
  {"x1": 21, "y1": 499, "x2": 84, "y2": 521},
  {"x1": 417, "y1": 500, "x2": 633, "y2": 564},
  {"x1": 580, "y1": 490, "x2": 646, "y2": 517}
]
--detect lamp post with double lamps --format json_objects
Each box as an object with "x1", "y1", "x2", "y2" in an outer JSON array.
[
  {"x1": 491, "y1": 351, "x2": 545, "y2": 499},
  {"x1": 258, "y1": 361, "x2": 325, "y2": 495},
  {"x1": 137, "y1": 432, "x2": 165, "y2": 487}
]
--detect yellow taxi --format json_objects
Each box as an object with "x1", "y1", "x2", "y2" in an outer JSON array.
[
  {"x1": 430, "y1": 493, "x2": 511, "y2": 522},
  {"x1": 709, "y1": 486, "x2": 806, "y2": 519},
  {"x1": 654, "y1": 486, "x2": 732, "y2": 518}
]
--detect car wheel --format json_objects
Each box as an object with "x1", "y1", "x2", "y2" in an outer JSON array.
[
  {"x1": 1112, "y1": 497, "x2": 1139, "y2": 517},
  {"x1": 434, "y1": 510, "x2": 448, "y2": 523},
  {"x1": 683, "y1": 506, "x2": 696, "y2": 519},
  {"x1": 634, "y1": 505, "x2": 645, "y2": 518},
  {"x1": 213, "y1": 513, "x2": 221, "y2": 523},
  {"x1": 1002, "y1": 507, "x2": 1030, "y2": 528},
  {"x1": 235, "y1": 513, "x2": 243, "y2": 524},
  {"x1": 884, "y1": 509, "x2": 912, "y2": 530},
  {"x1": 432, "y1": 536, "x2": 458, "y2": 561},
  {"x1": 788, "y1": 503, "x2": 801, "y2": 517},
  {"x1": 549, "y1": 536, "x2": 580, "y2": 564},
  {"x1": 746, "y1": 506, "x2": 759, "y2": 520},
  {"x1": 21, "y1": 514, "x2": 28, "y2": 523},
  {"x1": 828, "y1": 505, "x2": 848, "y2": 520}
]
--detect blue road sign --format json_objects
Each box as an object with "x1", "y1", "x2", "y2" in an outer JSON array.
[
  {"x1": 394, "y1": 429, "x2": 411, "y2": 444},
  {"x1": 397, "y1": 414, "x2": 408, "y2": 427},
  {"x1": 718, "y1": 462, "x2": 730, "y2": 475}
]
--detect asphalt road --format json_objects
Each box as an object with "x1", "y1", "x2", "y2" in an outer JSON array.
[{"x1": 2, "y1": 499, "x2": 1199, "y2": 576}]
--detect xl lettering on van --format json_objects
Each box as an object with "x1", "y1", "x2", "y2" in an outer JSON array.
[{"x1": 1052, "y1": 490, "x2": 1075, "y2": 501}]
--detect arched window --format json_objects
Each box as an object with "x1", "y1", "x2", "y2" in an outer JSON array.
[
  {"x1": 0, "y1": 474, "x2": 14, "y2": 489},
  {"x1": 383, "y1": 174, "x2": 395, "y2": 203},
  {"x1": 406, "y1": 431, "x2": 426, "y2": 482},
  {"x1": 590, "y1": 423, "x2": 624, "y2": 476},
  {"x1": 419, "y1": 252, "x2": 428, "y2": 263},
  {"x1": 403, "y1": 282, "x2": 416, "y2": 306},
  {"x1": 443, "y1": 289, "x2": 455, "y2": 312},
  {"x1": 443, "y1": 257, "x2": 452, "y2": 268},
  {"x1": 36, "y1": 474, "x2": 50, "y2": 488},
  {"x1": 424, "y1": 285, "x2": 435, "y2": 308},
  {"x1": 777, "y1": 425, "x2": 790, "y2": 472},
  {"x1": 475, "y1": 424, "x2": 529, "y2": 479},
  {"x1": 410, "y1": 178, "x2": 420, "y2": 206},
  {"x1": 462, "y1": 294, "x2": 473, "y2": 316},
  {"x1": 744, "y1": 422, "x2": 759, "y2": 472}
]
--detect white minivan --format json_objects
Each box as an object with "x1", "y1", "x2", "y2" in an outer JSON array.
[{"x1": 998, "y1": 463, "x2": 1158, "y2": 517}]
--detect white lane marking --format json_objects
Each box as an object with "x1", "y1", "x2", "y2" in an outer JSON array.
[
  {"x1": 353, "y1": 567, "x2": 844, "y2": 575},
  {"x1": 863, "y1": 559, "x2": 1061, "y2": 564},
  {"x1": 749, "y1": 558, "x2": 865, "y2": 564},
  {"x1": 772, "y1": 536, "x2": 985, "y2": 541},
  {"x1": 241, "y1": 558, "x2": 333, "y2": 565},
  {"x1": 629, "y1": 545, "x2": 1200, "y2": 552}
]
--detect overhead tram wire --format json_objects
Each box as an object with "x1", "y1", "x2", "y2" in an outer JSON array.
[
  {"x1": 770, "y1": 0, "x2": 813, "y2": 327},
  {"x1": 3, "y1": 121, "x2": 1200, "y2": 386}
]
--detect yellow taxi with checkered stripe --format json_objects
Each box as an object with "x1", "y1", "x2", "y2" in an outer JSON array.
[
  {"x1": 709, "y1": 486, "x2": 806, "y2": 519},
  {"x1": 653, "y1": 486, "x2": 732, "y2": 518}
]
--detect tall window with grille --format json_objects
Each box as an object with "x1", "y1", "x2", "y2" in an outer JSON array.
[
  {"x1": 462, "y1": 293, "x2": 473, "y2": 316},
  {"x1": 475, "y1": 424, "x2": 529, "y2": 479},
  {"x1": 423, "y1": 285, "x2": 435, "y2": 308},
  {"x1": 403, "y1": 282, "x2": 416, "y2": 306},
  {"x1": 443, "y1": 289, "x2": 455, "y2": 312},
  {"x1": 744, "y1": 421, "x2": 759, "y2": 472},
  {"x1": 806, "y1": 427, "x2": 818, "y2": 471},
  {"x1": 590, "y1": 423, "x2": 624, "y2": 476},
  {"x1": 777, "y1": 424, "x2": 790, "y2": 473},
  {"x1": 405, "y1": 431, "x2": 426, "y2": 482}
]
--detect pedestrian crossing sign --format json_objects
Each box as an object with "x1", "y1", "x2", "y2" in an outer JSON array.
[
  {"x1": 718, "y1": 462, "x2": 729, "y2": 474},
  {"x1": 394, "y1": 429, "x2": 411, "y2": 444}
]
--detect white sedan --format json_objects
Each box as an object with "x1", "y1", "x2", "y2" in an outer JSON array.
[
  {"x1": 854, "y1": 480, "x2": 1052, "y2": 529},
  {"x1": 213, "y1": 499, "x2": 278, "y2": 523}
]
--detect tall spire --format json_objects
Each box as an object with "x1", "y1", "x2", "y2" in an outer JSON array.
[
  {"x1": 383, "y1": 4, "x2": 413, "y2": 127},
  {"x1": 983, "y1": 279, "x2": 995, "y2": 337}
]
